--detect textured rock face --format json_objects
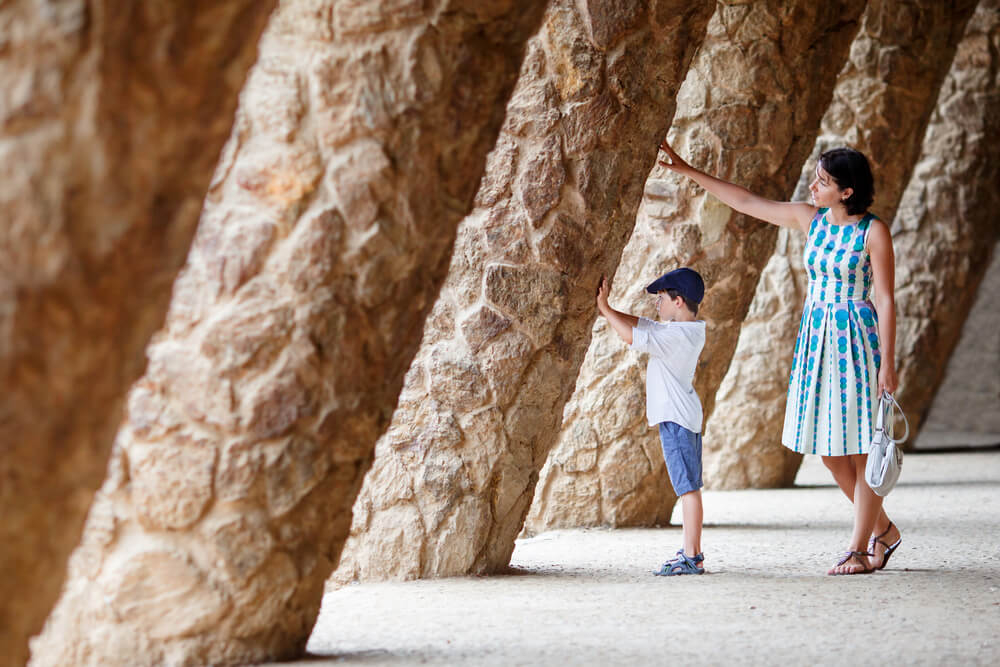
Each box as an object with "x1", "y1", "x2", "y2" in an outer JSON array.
[
  {"x1": 893, "y1": 0, "x2": 1000, "y2": 441},
  {"x1": 0, "y1": 2, "x2": 276, "y2": 665},
  {"x1": 920, "y1": 240, "x2": 1000, "y2": 440},
  {"x1": 334, "y1": 0, "x2": 715, "y2": 583},
  {"x1": 703, "y1": 0, "x2": 977, "y2": 489},
  {"x1": 29, "y1": 1, "x2": 547, "y2": 666},
  {"x1": 527, "y1": 0, "x2": 866, "y2": 532}
]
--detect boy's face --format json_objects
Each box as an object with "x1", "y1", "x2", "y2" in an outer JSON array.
[{"x1": 656, "y1": 291, "x2": 686, "y2": 321}]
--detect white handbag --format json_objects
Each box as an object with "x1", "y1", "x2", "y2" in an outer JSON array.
[{"x1": 865, "y1": 392, "x2": 909, "y2": 496}]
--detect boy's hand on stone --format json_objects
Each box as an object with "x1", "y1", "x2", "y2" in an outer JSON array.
[{"x1": 596, "y1": 275, "x2": 610, "y2": 315}]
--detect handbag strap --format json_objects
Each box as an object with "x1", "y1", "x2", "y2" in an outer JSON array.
[
  {"x1": 874, "y1": 393, "x2": 887, "y2": 433},
  {"x1": 880, "y1": 392, "x2": 910, "y2": 444}
]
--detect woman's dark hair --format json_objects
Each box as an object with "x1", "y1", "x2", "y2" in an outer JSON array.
[
  {"x1": 818, "y1": 147, "x2": 875, "y2": 215},
  {"x1": 666, "y1": 288, "x2": 699, "y2": 316}
]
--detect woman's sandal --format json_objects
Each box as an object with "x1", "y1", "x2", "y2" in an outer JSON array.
[
  {"x1": 828, "y1": 550, "x2": 875, "y2": 575},
  {"x1": 869, "y1": 521, "x2": 902, "y2": 571}
]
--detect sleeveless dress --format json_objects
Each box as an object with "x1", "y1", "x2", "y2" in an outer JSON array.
[{"x1": 781, "y1": 208, "x2": 881, "y2": 456}]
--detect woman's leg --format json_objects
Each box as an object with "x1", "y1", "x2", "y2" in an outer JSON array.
[
  {"x1": 824, "y1": 454, "x2": 897, "y2": 574},
  {"x1": 822, "y1": 454, "x2": 894, "y2": 535},
  {"x1": 822, "y1": 454, "x2": 857, "y2": 498},
  {"x1": 869, "y1": 515, "x2": 902, "y2": 569},
  {"x1": 848, "y1": 454, "x2": 882, "y2": 552}
]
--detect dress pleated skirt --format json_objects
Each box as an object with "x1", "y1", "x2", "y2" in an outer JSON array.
[{"x1": 781, "y1": 298, "x2": 882, "y2": 456}]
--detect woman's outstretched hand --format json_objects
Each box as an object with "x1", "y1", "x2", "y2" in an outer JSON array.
[{"x1": 657, "y1": 139, "x2": 690, "y2": 174}]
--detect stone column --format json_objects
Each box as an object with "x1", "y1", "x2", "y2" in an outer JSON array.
[
  {"x1": 333, "y1": 0, "x2": 716, "y2": 584},
  {"x1": 893, "y1": 0, "x2": 1000, "y2": 440},
  {"x1": 917, "y1": 239, "x2": 1000, "y2": 443},
  {"x1": 703, "y1": 0, "x2": 977, "y2": 489},
  {"x1": 526, "y1": 0, "x2": 866, "y2": 532},
  {"x1": 29, "y1": 1, "x2": 547, "y2": 665},
  {"x1": 0, "y1": 2, "x2": 276, "y2": 665}
]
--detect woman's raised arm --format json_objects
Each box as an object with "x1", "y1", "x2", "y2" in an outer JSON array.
[{"x1": 658, "y1": 140, "x2": 815, "y2": 232}]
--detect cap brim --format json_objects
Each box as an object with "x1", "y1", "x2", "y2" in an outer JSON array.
[{"x1": 645, "y1": 277, "x2": 674, "y2": 294}]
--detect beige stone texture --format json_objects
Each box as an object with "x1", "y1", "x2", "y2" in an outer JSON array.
[
  {"x1": 704, "y1": 0, "x2": 977, "y2": 489},
  {"x1": 893, "y1": 0, "x2": 1000, "y2": 441},
  {"x1": 28, "y1": 1, "x2": 547, "y2": 665},
  {"x1": 918, "y1": 239, "x2": 1000, "y2": 442},
  {"x1": 526, "y1": 0, "x2": 866, "y2": 532},
  {"x1": 334, "y1": 0, "x2": 716, "y2": 583},
  {"x1": 0, "y1": 2, "x2": 276, "y2": 665}
]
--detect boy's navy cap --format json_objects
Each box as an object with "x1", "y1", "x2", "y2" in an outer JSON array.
[{"x1": 645, "y1": 267, "x2": 704, "y2": 304}]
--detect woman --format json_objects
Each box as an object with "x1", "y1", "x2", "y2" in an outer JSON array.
[{"x1": 657, "y1": 140, "x2": 901, "y2": 575}]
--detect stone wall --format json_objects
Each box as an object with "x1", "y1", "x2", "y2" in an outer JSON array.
[
  {"x1": 28, "y1": 1, "x2": 547, "y2": 665},
  {"x1": 919, "y1": 240, "x2": 1000, "y2": 443},
  {"x1": 334, "y1": 0, "x2": 716, "y2": 584},
  {"x1": 0, "y1": 2, "x2": 276, "y2": 665},
  {"x1": 893, "y1": 0, "x2": 1000, "y2": 440},
  {"x1": 702, "y1": 0, "x2": 976, "y2": 489},
  {"x1": 526, "y1": 0, "x2": 866, "y2": 532}
]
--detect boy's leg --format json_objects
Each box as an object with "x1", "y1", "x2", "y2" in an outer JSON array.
[
  {"x1": 659, "y1": 422, "x2": 705, "y2": 568},
  {"x1": 680, "y1": 489, "x2": 703, "y2": 560}
]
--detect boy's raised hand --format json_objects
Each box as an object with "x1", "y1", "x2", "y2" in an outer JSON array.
[{"x1": 596, "y1": 275, "x2": 610, "y2": 315}]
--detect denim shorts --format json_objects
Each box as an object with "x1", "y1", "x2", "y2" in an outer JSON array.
[{"x1": 658, "y1": 421, "x2": 703, "y2": 496}]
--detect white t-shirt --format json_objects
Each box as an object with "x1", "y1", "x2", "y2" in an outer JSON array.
[{"x1": 630, "y1": 317, "x2": 706, "y2": 433}]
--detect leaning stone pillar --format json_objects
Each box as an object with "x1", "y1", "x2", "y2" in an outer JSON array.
[
  {"x1": 893, "y1": 0, "x2": 1000, "y2": 439},
  {"x1": 333, "y1": 0, "x2": 716, "y2": 584},
  {"x1": 526, "y1": 0, "x2": 866, "y2": 533},
  {"x1": 917, "y1": 241, "x2": 1000, "y2": 442},
  {"x1": 703, "y1": 0, "x2": 977, "y2": 489},
  {"x1": 29, "y1": 1, "x2": 547, "y2": 665},
  {"x1": 0, "y1": 2, "x2": 276, "y2": 665}
]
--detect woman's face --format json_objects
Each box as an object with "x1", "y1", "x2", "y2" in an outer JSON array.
[{"x1": 809, "y1": 163, "x2": 851, "y2": 209}]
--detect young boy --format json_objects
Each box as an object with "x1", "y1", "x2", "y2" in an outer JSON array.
[{"x1": 596, "y1": 267, "x2": 707, "y2": 575}]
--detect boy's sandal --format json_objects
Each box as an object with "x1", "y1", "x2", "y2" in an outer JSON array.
[
  {"x1": 828, "y1": 550, "x2": 875, "y2": 575},
  {"x1": 654, "y1": 549, "x2": 704, "y2": 572},
  {"x1": 868, "y1": 521, "x2": 902, "y2": 571},
  {"x1": 664, "y1": 549, "x2": 704, "y2": 565},
  {"x1": 654, "y1": 552, "x2": 705, "y2": 576}
]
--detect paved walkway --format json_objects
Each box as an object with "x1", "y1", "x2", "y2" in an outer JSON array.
[{"x1": 278, "y1": 451, "x2": 1000, "y2": 666}]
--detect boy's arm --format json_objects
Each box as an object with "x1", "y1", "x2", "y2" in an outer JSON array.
[{"x1": 596, "y1": 276, "x2": 639, "y2": 345}]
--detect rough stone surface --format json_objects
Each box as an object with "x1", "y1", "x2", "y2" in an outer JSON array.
[
  {"x1": 28, "y1": 2, "x2": 547, "y2": 666},
  {"x1": 919, "y1": 239, "x2": 1000, "y2": 441},
  {"x1": 334, "y1": 0, "x2": 715, "y2": 584},
  {"x1": 892, "y1": 0, "x2": 1000, "y2": 441},
  {"x1": 703, "y1": 0, "x2": 977, "y2": 489},
  {"x1": 0, "y1": 2, "x2": 276, "y2": 665},
  {"x1": 527, "y1": 0, "x2": 866, "y2": 532},
  {"x1": 919, "y1": 239, "x2": 1000, "y2": 442}
]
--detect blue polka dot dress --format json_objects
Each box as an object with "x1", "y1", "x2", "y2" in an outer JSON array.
[{"x1": 781, "y1": 208, "x2": 881, "y2": 456}]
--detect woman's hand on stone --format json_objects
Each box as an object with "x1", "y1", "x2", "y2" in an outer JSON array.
[{"x1": 657, "y1": 139, "x2": 689, "y2": 174}]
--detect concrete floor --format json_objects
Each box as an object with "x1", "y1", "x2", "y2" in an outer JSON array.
[{"x1": 278, "y1": 451, "x2": 1000, "y2": 666}]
